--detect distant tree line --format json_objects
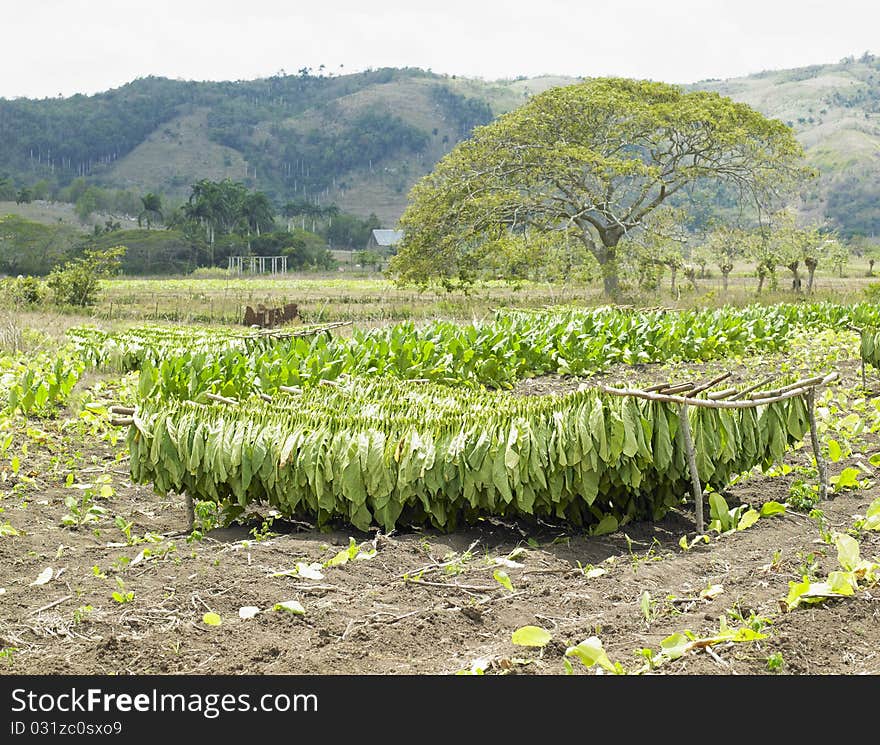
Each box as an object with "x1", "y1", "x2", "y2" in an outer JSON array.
[{"x1": 0, "y1": 177, "x2": 385, "y2": 276}]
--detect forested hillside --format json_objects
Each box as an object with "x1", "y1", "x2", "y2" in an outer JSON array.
[{"x1": 1, "y1": 57, "x2": 879, "y2": 234}]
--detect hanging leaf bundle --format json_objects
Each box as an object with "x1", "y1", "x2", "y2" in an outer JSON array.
[
  {"x1": 125, "y1": 376, "x2": 811, "y2": 533},
  {"x1": 860, "y1": 327, "x2": 880, "y2": 371}
]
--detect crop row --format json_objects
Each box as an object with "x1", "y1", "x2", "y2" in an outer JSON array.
[{"x1": 71, "y1": 302, "x2": 876, "y2": 398}]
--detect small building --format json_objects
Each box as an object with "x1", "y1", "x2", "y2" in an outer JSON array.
[{"x1": 367, "y1": 229, "x2": 404, "y2": 251}]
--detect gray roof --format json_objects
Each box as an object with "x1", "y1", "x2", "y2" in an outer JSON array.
[{"x1": 371, "y1": 229, "x2": 403, "y2": 246}]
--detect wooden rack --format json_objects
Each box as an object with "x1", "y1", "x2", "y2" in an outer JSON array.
[{"x1": 600, "y1": 370, "x2": 839, "y2": 532}]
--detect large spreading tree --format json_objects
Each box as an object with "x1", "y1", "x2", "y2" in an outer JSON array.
[{"x1": 389, "y1": 77, "x2": 811, "y2": 296}]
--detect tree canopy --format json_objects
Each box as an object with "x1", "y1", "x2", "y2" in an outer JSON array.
[{"x1": 389, "y1": 77, "x2": 812, "y2": 295}]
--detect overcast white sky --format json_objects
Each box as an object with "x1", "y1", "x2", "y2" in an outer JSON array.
[{"x1": 2, "y1": 0, "x2": 877, "y2": 99}]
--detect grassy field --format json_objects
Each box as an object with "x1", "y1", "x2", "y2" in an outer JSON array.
[{"x1": 66, "y1": 257, "x2": 880, "y2": 327}]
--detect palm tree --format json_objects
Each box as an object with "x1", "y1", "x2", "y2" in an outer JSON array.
[
  {"x1": 138, "y1": 192, "x2": 163, "y2": 230},
  {"x1": 238, "y1": 192, "x2": 276, "y2": 250}
]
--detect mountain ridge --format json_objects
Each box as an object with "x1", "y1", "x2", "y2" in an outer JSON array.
[{"x1": 1, "y1": 57, "x2": 878, "y2": 235}]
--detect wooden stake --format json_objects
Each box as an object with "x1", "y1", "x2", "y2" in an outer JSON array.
[
  {"x1": 659, "y1": 382, "x2": 695, "y2": 394},
  {"x1": 186, "y1": 493, "x2": 195, "y2": 532},
  {"x1": 678, "y1": 402, "x2": 704, "y2": 533},
  {"x1": 206, "y1": 392, "x2": 238, "y2": 405},
  {"x1": 689, "y1": 371, "x2": 733, "y2": 396},
  {"x1": 729, "y1": 376, "x2": 775, "y2": 401},
  {"x1": 706, "y1": 387, "x2": 738, "y2": 400},
  {"x1": 807, "y1": 389, "x2": 828, "y2": 501}
]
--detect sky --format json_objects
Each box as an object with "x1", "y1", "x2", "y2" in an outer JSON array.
[{"x1": 1, "y1": 0, "x2": 877, "y2": 99}]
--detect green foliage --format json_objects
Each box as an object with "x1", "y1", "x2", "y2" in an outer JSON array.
[
  {"x1": 391, "y1": 77, "x2": 809, "y2": 295},
  {"x1": 2, "y1": 275, "x2": 43, "y2": 306},
  {"x1": 124, "y1": 371, "x2": 813, "y2": 533},
  {"x1": 252, "y1": 230, "x2": 335, "y2": 271},
  {"x1": 47, "y1": 245, "x2": 125, "y2": 306},
  {"x1": 0, "y1": 214, "x2": 80, "y2": 275},
  {"x1": 111, "y1": 576, "x2": 134, "y2": 604},
  {"x1": 429, "y1": 86, "x2": 493, "y2": 138},
  {"x1": 766, "y1": 652, "x2": 784, "y2": 672},
  {"x1": 784, "y1": 531, "x2": 878, "y2": 610},
  {"x1": 69, "y1": 301, "x2": 869, "y2": 393},
  {"x1": 511, "y1": 626, "x2": 552, "y2": 647},
  {"x1": 286, "y1": 107, "x2": 429, "y2": 191},
  {"x1": 86, "y1": 229, "x2": 203, "y2": 275},
  {"x1": 6, "y1": 351, "x2": 85, "y2": 416},
  {"x1": 860, "y1": 327, "x2": 880, "y2": 371}
]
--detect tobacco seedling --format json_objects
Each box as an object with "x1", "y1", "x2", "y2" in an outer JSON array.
[
  {"x1": 0, "y1": 647, "x2": 17, "y2": 665},
  {"x1": 249, "y1": 513, "x2": 279, "y2": 542},
  {"x1": 111, "y1": 576, "x2": 134, "y2": 604},
  {"x1": 766, "y1": 652, "x2": 784, "y2": 672},
  {"x1": 61, "y1": 485, "x2": 108, "y2": 528},
  {"x1": 809, "y1": 509, "x2": 834, "y2": 544}
]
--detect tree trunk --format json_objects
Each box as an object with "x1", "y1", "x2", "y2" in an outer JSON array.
[
  {"x1": 787, "y1": 261, "x2": 801, "y2": 293},
  {"x1": 669, "y1": 265, "x2": 677, "y2": 295},
  {"x1": 805, "y1": 257, "x2": 818, "y2": 293},
  {"x1": 592, "y1": 229, "x2": 624, "y2": 299},
  {"x1": 601, "y1": 261, "x2": 619, "y2": 297}
]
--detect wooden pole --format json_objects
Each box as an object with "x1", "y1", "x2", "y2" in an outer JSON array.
[
  {"x1": 600, "y1": 372, "x2": 839, "y2": 410},
  {"x1": 186, "y1": 493, "x2": 195, "y2": 532},
  {"x1": 689, "y1": 371, "x2": 733, "y2": 396},
  {"x1": 678, "y1": 402, "x2": 704, "y2": 533},
  {"x1": 807, "y1": 388, "x2": 828, "y2": 501},
  {"x1": 729, "y1": 375, "x2": 775, "y2": 401}
]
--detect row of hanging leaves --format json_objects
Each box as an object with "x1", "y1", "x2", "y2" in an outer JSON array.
[{"x1": 125, "y1": 376, "x2": 811, "y2": 533}]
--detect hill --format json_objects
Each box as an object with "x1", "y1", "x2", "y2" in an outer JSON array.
[
  {"x1": 691, "y1": 52, "x2": 880, "y2": 236},
  {"x1": 1, "y1": 58, "x2": 879, "y2": 234}
]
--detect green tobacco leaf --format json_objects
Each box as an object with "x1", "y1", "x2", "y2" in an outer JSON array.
[
  {"x1": 325, "y1": 537, "x2": 358, "y2": 567},
  {"x1": 708, "y1": 492, "x2": 732, "y2": 533},
  {"x1": 826, "y1": 571, "x2": 857, "y2": 596},
  {"x1": 565, "y1": 637, "x2": 616, "y2": 672},
  {"x1": 827, "y1": 439, "x2": 842, "y2": 463},
  {"x1": 511, "y1": 625, "x2": 552, "y2": 647},
  {"x1": 759, "y1": 501, "x2": 786, "y2": 517},
  {"x1": 864, "y1": 497, "x2": 880, "y2": 530},
  {"x1": 736, "y1": 508, "x2": 759, "y2": 531},
  {"x1": 785, "y1": 578, "x2": 809, "y2": 609},
  {"x1": 590, "y1": 514, "x2": 618, "y2": 536},
  {"x1": 726, "y1": 627, "x2": 768, "y2": 643},
  {"x1": 273, "y1": 600, "x2": 305, "y2": 615},
  {"x1": 202, "y1": 612, "x2": 222, "y2": 626},
  {"x1": 493, "y1": 569, "x2": 514, "y2": 592},
  {"x1": 834, "y1": 533, "x2": 860, "y2": 571},
  {"x1": 660, "y1": 632, "x2": 690, "y2": 661},
  {"x1": 831, "y1": 467, "x2": 861, "y2": 492},
  {"x1": 869, "y1": 453, "x2": 880, "y2": 468},
  {"x1": 639, "y1": 591, "x2": 651, "y2": 621}
]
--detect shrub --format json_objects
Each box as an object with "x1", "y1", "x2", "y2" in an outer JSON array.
[
  {"x1": 4, "y1": 275, "x2": 44, "y2": 306},
  {"x1": 47, "y1": 246, "x2": 126, "y2": 307}
]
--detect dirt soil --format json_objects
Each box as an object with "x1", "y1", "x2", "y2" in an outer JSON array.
[{"x1": 1, "y1": 362, "x2": 879, "y2": 677}]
